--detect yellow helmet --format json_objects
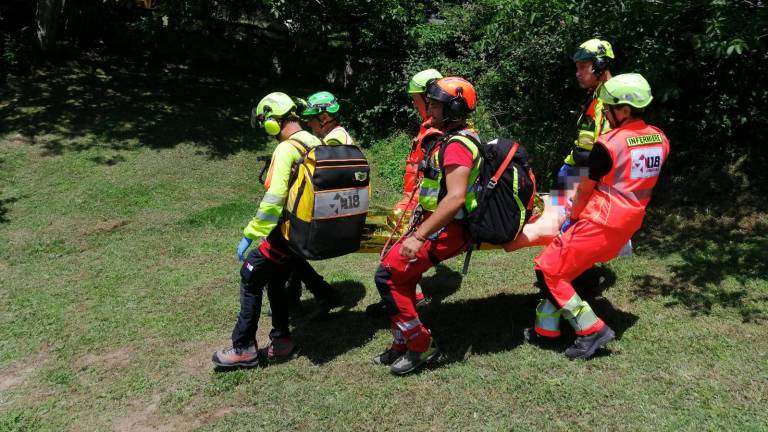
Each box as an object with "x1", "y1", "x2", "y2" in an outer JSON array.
[{"x1": 251, "y1": 92, "x2": 297, "y2": 136}]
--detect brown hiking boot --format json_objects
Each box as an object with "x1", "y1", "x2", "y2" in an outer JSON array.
[{"x1": 258, "y1": 336, "x2": 300, "y2": 363}]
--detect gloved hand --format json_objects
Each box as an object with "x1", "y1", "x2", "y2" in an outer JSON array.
[{"x1": 237, "y1": 237, "x2": 253, "y2": 261}]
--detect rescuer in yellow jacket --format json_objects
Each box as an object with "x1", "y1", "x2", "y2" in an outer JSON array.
[
  {"x1": 559, "y1": 39, "x2": 614, "y2": 183},
  {"x1": 211, "y1": 92, "x2": 327, "y2": 368},
  {"x1": 283, "y1": 91, "x2": 353, "y2": 318}
]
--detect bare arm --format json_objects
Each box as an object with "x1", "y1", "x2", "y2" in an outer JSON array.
[{"x1": 399, "y1": 165, "x2": 470, "y2": 258}]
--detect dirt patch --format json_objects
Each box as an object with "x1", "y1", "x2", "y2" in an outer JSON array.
[
  {"x1": 111, "y1": 340, "x2": 257, "y2": 431},
  {"x1": 112, "y1": 393, "x2": 187, "y2": 432},
  {"x1": 0, "y1": 353, "x2": 49, "y2": 391},
  {"x1": 91, "y1": 219, "x2": 130, "y2": 234},
  {"x1": 202, "y1": 405, "x2": 257, "y2": 423},
  {"x1": 113, "y1": 393, "x2": 255, "y2": 432},
  {"x1": 75, "y1": 347, "x2": 133, "y2": 370},
  {"x1": 111, "y1": 392, "x2": 255, "y2": 431}
]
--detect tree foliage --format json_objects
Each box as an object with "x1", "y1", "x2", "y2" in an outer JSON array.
[{"x1": 1, "y1": 0, "x2": 767, "y2": 194}]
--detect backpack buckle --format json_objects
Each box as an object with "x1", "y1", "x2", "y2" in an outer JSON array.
[{"x1": 486, "y1": 178, "x2": 498, "y2": 190}]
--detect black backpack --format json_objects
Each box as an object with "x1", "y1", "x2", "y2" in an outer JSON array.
[{"x1": 467, "y1": 138, "x2": 536, "y2": 245}]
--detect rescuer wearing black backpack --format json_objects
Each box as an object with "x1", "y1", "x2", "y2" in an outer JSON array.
[{"x1": 372, "y1": 77, "x2": 482, "y2": 375}]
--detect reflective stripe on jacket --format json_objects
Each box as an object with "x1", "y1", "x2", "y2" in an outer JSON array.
[
  {"x1": 580, "y1": 120, "x2": 670, "y2": 233},
  {"x1": 418, "y1": 129, "x2": 482, "y2": 217},
  {"x1": 243, "y1": 130, "x2": 323, "y2": 240}
]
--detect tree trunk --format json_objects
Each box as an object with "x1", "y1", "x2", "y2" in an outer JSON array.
[{"x1": 35, "y1": 0, "x2": 64, "y2": 53}]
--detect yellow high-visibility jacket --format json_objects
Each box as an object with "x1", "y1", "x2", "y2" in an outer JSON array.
[
  {"x1": 323, "y1": 125, "x2": 354, "y2": 146},
  {"x1": 243, "y1": 130, "x2": 322, "y2": 240}
]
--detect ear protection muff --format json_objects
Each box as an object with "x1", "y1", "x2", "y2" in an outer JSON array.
[
  {"x1": 591, "y1": 43, "x2": 611, "y2": 77},
  {"x1": 256, "y1": 105, "x2": 282, "y2": 136},
  {"x1": 592, "y1": 56, "x2": 610, "y2": 77},
  {"x1": 263, "y1": 117, "x2": 281, "y2": 136},
  {"x1": 446, "y1": 87, "x2": 470, "y2": 119}
]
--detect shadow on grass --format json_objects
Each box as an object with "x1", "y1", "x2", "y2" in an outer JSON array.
[
  {"x1": 291, "y1": 264, "x2": 479, "y2": 365},
  {"x1": 0, "y1": 195, "x2": 22, "y2": 224},
  {"x1": 420, "y1": 263, "x2": 464, "y2": 306},
  {"x1": 634, "y1": 204, "x2": 768, "y2": 322},
  {"x1": 0, "y1": 56, "x2": 275, "y2": 159},
  {"x1": 292, "y1": 280, "x2": 375, "y2": 365},
  {"x1": 424, "y1": 291, "x2": 637, "y2": 366},
  {"x1": 293, "y1": 264, "x2": 635, "y2": 368}
]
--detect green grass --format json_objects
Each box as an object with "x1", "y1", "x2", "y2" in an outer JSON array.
[{"x1": 1, "y1": 61, "x2": 767, "y2": 431}]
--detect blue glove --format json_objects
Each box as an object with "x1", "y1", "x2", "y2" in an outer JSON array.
[{"x1": 237, "y1": 237, "x2": 253, "y2": 261}]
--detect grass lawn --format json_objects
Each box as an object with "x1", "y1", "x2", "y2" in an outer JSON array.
[{"x1": 1, "y1": 60, "x2": 767, "y2": 431}]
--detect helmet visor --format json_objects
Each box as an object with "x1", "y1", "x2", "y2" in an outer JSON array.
[
  {"x1": 250, "y1": 107, "x2": 259, "y2": 129},
  {"x1": 302, "y1": 102, "x2": 338, "y2": 117},
  {"x1": 411, "y1": 94, "x2": 428, "y2": 121},
  {"x1": 573, "y1": 47, "x2": 598, "y2": 62},
  {"x1": 425, "y1": 81, "x2": 454, "y2": 104}
]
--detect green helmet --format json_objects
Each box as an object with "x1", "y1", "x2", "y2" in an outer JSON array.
[
  {"x1": 252, "y1": 92, "x2": 297, "y2": 135},
  {"x1": 302, "y1": 91, "x2": 340, "y2": 116},
  {"x1": 407, "y1": 69, "x2": 443, "y2": 94},
  {"x1": 598, "y1": 73, "x2": 654, "y2": 109}
]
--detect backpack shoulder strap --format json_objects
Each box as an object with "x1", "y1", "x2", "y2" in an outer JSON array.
[
  {"x1": 286, "y1": 138, "x2": 312, "y2": 156},
  {"x1": 487, "y1": 142, "x2": 519, "y2": 189},
  {"x1": 438, "y1": 130, "x2": 481, "y2": 167},
  {"x1": 284, "y1": 138, "x2": 313, "y2": 191}
]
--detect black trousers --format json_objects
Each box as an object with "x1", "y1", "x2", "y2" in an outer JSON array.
[
  {"x1": 286, "y1": 258, "x2": 334, "y2": 304},
  {"x1": 230, "y1": 232, "x2": 305, "y2": 348}
]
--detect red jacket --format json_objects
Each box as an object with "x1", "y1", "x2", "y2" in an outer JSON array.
[
  {"x1": 581, "y1": 120, "x2": 670, "y2": 234},
  {"x1": 395, "y1": 124, "x2": 443, "y2": 211}
]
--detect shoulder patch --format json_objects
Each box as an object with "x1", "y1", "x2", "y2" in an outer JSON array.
[{"x1": 626, "y1": 133, "x2": 663, "y2": 147}]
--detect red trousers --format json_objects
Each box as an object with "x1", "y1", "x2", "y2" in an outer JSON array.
[
  {"x1": 375, "y1": 219, "x2": 469, "y2": 352},
  {"x1": 534, "y1": 219, "x2": 630, "y2": 334}
]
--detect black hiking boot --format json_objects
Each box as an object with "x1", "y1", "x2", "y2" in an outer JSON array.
[
  {"x1": 564, "y1": 325, "x2": 615, "y2": 360},
  {"x1": 371, "y1": 348, "x2": 406, "y2": 366}
]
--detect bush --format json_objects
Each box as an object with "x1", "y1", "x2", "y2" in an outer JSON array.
[
  {"x1": 365, "y1": 132, "x2": 413, "y2": 202},
  {"x1": 392, "y1": 0, "x2": 768, "y2": 194}
]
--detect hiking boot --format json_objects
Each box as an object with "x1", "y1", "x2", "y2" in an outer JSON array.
[
  {"x1": 372, "y1": 348, "x2": 406, "y2": 366},
  {"x1": 211, "y1": 343, "x2": 259, "y2": 368},
  {"x1": 564, "y1": 325, "x2": 615, "y2": 360},
  {"x1": 523, "y1": 327, "x2": 563, "y2": 348},
  {"x1": 258, "y1": 336, "x2": 300, "y2": 363},
  {"x1": 389, "y1": 340, "x2": 439, "y2": 375}
]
